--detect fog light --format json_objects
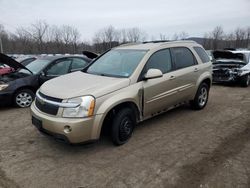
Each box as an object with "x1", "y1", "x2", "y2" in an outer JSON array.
[{"x1": 64, "y1": 125, "x2": 72, "y2": 134}]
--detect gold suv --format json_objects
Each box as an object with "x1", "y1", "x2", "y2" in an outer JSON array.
[{"x1": 31, "y1": 41, "x2": 212, "y2": 145}]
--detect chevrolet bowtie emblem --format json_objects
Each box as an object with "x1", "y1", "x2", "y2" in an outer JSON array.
[{"x1": 38, "y1": 98, "x2": 45, "y2": 105}]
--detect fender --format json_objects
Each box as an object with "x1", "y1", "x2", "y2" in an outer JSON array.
[
  {"x1": 196, "y1": 71, "x2": 212, "y2": 88},
  {"x1": 92, "y1": 86, "x2": 142, "y2": 139}
]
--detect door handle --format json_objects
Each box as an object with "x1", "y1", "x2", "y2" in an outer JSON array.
[
  {"x1": 170, "y1": 75, "x2": 176, "y2": 80},
  {"x1": 194, "y1": 68, "x2": 199, "y2": 72}
]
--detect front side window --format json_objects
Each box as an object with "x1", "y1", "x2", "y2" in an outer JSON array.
[
  {"x1": 46, "y1": 59, "x2": 71, "y2": 76},
  {"x1": 194, "y1": 47, "x2": 210, "y2": 63},
  {"x1": 87, "y1": 49, "x2": 147, "y2": 78},
  {"x1": 145, "y1": 49, "x2": 172, "y2": 74},
  {"x1": 172, "y1": 47, "x2": 196, "y2": 69}
]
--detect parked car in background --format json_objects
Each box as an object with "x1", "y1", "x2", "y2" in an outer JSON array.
[
  {"x1": 212, "y1": 50, "x2": 250, "y2": 87},
  {"x1": 206, "y1": 50, "x2": 215, "y2": 63},
  {"x1": 0, "y1": 53, "x2": 92, "y2": 107},
  {"x1": 16, "y1": 56, "x2": 37, "y2": 66},
  {"x1": 31, "y1": 40, "x2": 212, "y2": 145}
]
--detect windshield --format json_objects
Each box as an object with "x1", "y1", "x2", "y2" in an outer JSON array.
[
  {"x1": 87, "y1": 49, "x2": 147, "y2": 78},
  {"x1": 18, "y1": 59, "x2": 51, "y2": 74}
]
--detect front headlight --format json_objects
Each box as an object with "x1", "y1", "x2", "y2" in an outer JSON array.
[
  {"x1": 62, "y1": 96, "x2": 95, "y2": 118},
  {"x1": 0, "y1": 84, "x2": 9, "y2": 91}
]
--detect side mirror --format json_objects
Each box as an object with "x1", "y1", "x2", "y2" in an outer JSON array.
[
  {"x1": 40, "y1": 71, "x2": 46, "y2": 77},
  {"x1": 209, "y1": 56, "x2": 213, "y2": 61},
  {"x1": 144, "y1": 69, "x2": 163, "y2": 80}
]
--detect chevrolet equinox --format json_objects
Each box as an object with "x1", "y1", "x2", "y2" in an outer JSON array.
[{"x1": 31, "y1": 41, "x2": 212, "y2": 145}]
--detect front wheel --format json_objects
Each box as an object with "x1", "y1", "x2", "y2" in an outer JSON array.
[
  {"x1": 190, "y1": 83, "x2": 209, "y2": 110},
  {"x1": 14, "y1": 89, "x2": 35, "y2": 108},
  {"x1": 111, "y1": 108, "x2": 136, "y2": 146},
  {"x1": 240, "y1": 74, "x2": 250, "y2": 87}
]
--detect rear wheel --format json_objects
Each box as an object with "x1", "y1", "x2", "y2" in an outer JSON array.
[
  {"x1": 240, "y1": 74, "x2": 250, "y2": 87},
  {"x1": 190, "y1": 83, "x2": 209, "y2": 110},
  {"x1": 111, "y1": 108, "x2": 136, "y2": 146},
  {"x1": 14, "y1": 89, "x2": 34, "y2": 108}
]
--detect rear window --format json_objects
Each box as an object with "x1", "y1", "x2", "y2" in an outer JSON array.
[{"x1": 194, "y1": 47, "x2": 210, "y2": 63}]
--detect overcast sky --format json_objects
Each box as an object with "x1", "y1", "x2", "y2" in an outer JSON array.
[{"x1": 0, "y1": 0, "x2": 250, "y2": 40}]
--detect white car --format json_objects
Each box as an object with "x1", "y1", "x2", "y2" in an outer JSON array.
[{"x1": 212, "y1": 50, "x2": 250, "y2": 87}]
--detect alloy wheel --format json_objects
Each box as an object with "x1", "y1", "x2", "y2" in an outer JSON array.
[
  {"x1": 198, "y1": 87, "x2": 208, "y2": 107},
  {"x1": 16, "y1": 92, "x2": 33, "y2": 107}
]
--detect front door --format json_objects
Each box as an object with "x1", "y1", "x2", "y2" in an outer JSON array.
[
  {"x1": 142, "y1": 49, "x2": 183, "y2": 118},
  {"x1": 39, "y1": 58, "x2": 72, "y2": 85}
]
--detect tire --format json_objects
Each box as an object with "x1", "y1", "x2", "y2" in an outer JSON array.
[
  {"x1": 111, "y1": 108, "x2": 136, "y2": 146},
  {"x1": 240, "y1": 74, "x2": 250, "y2": 87},
  {"x1": 190, "y1": 83, "x2": 209, "y2": 110},
  {"x1": 14, "y1": 89, "x2": 35, "y2": 108}
]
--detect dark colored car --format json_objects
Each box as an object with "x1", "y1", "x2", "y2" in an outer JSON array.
[
  {"x1": 212, "y1": 50, "x2": 250, "y2": 87},
  {"x1": 0, "y1": 53, "x2": 92, "y2": 107},
  {"x1": 17, "y1": 56, "x2": 37, "y2": 66}
]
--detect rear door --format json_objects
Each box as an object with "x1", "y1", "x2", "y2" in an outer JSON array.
[{"x1": 170, "y1": 47, "x2": 200, "y2": 101}]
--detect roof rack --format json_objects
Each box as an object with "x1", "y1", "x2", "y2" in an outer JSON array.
[
  {"x1": 119, "y1": 42, "x2": 140, "y2": 47},
  {"x1": 142, "y1": 40, "x2": 170, "y2": 44},
  {"x1": 142, "y1": 40, "x2": 197, "y2": 44}
]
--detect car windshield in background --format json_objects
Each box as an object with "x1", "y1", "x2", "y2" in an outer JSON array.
[
  {"x1": 19, "y1": 59, "x2": 51, "y2": 74},
  {"x1": 87, "y1": 49, "x2": 148, "y2": 78}
]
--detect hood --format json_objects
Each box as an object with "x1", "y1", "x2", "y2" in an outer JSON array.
[
  {"x1": 82, "y1": 51, "x2": 99, "y2": 59},
  {"x1": 0, "y1": 72, "x2": 30, "y2": 83},
  {"x1": 0, "y1": 53, "x2": 33, "y2": 74},
  {"x1": 39, "y1": 71, "x2": 130, "y2": 99},
  {"x1": 212, "y1": 50, "x2": 245, "y2": 62}
]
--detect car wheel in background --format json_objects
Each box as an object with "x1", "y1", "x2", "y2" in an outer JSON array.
[
  {"x1": 111, "y1": 108, "x2": 136, "y2": 146},
  {"x1": 14, "y1": 89, "x2": 35, "y2": 108},
  {"x1": 190, "y1": 82, "x2": 209, "y2": 110},
  {"x1": 240, "y1": 74, "x2": 250, "y2": 87}
]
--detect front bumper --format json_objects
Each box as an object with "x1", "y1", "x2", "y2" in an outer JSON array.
[
  {"x1": 0, "y1": 91, "x2": 13, "y2": 106},
  {"x1": 31, "y1": 102, "x2": 103, "y2": 144},
  {"x1": 212, "y1": 70, "x2": 239, "y2": 83}
]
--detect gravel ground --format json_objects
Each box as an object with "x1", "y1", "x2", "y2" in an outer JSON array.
[{"x1": 0, "y1": 85, "x2": 250, "y2": 188}]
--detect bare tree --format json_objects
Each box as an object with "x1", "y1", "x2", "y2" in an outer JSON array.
[
  {"x1": 104, "y1": 25, "x2": 119, "y2": 48},
  {"x1": 179, "y1": 31, "x2": 189, "y2": 40},
  {"x1": 127, "y1": 27, "x2": 147, "y2": 42},
  {"x1": 71, "y1": 27, "x2": 81, "y2": 53},
  {"x1": 159, "y1": 33, "x2": 168, "y2": 40},
  {"x1": 30, "y1": 20, "x2": 49, "y2": 52},
  {"x1": 246, "y1": 27, "x2": 250, "y2": 49},
  {"x1": 172, "y1": 33, "x2": 179, "y2": 40},
  {"x1": 120, "y1": 29, "x2": 128, "y2": 43},
  {"x1": 0, "y1": 24, "x2": 5, "y2": 53},
  {"x1": 61, "y1": 25, "x2": 73, "y2": 47},
  {"x1": 211, "y1": 26, "x2": 224, "y2": 49},
  {"x1": 15, "y1": 27, "x2": 34, "y2": 53},
  {"x1": 234, "y1": 27, "x2": 246, "y2": 48}
]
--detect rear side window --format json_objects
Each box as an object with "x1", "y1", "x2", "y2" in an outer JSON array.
[
  {"x1": 46, "y1": 59, "x2": 71, "y2": 76},
  {"x1": 171, "y1": 47, "x2": 196, "y2": 69},
  {"x1": 71, "y1": 58, "x2": 88, "y2": 70},
  {"x1": 194, "y1": 47, "x2": 210, "y2": 63},
  {"x1": 21, "y1": 58, "x2": 36, "y2": 66},
  {"x1": 145, "y1": 49, "x2": 172, "y2": 74}
]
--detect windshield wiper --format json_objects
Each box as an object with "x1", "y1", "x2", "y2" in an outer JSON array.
[{"x1": 87, "y1": 71, "x2": 127, "y2": 78}]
